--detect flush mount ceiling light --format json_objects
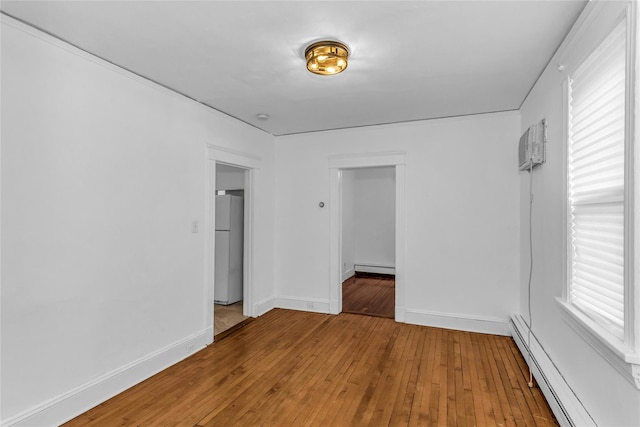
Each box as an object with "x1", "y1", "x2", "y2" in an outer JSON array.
[{"x1": 305, "y1": 41, "x2": 349, "y2": 75}]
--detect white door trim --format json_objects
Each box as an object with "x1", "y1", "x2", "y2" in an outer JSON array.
[
  {"x1": 206, "y1": 144, "x2": 260, "y2": 343},
  {"x1": 328, "y1": 151, "x2": 407, "y2": 321}
]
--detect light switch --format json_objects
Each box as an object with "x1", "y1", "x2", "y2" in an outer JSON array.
[{"x1": 191, "y1": 221, "x2": 199, "y2": 233}]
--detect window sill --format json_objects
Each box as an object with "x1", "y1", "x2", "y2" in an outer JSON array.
[{"x1": 555, "y1": 298, "x2": 640, "y2": 389}]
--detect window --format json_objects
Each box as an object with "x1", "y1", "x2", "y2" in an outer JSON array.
[
  {"x1": 567, "y1": 18, "x2": 627, "y2": 342},
  {"x1": 560, "y1": 6, "x2": 640, "y2": 389}
]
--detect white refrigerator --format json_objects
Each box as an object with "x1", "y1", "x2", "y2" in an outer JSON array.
[{"x1": 214, "y1": 194, "x2": 243, "y2": 305}]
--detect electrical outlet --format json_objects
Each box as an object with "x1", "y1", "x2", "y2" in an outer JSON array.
[
  {"x1": 186, "y1": 343, "x2": 196, "y2": 353},
  {"x1": 307, "y1": 303, "x2": 315, "y2": 310}
]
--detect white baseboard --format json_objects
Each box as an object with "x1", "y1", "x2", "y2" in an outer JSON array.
[
  {"x1": 275, "y1": 296, "x2": 330, "y2": 314},
  {"x1": 510, "y1": 315, "x2": 596, "y2": 427},
  {"x1": 404, "y1": 308, "x2": 510, "y2": 336},
  {"x1": 253, "y1": 297, "x2": 276, "y2": 317},
  {"x1": 342, "y1": 268, "x2": 355, "y2": 282},
  {"x1": 2, "y1": 328, "x2": 212, "y2": 427}
]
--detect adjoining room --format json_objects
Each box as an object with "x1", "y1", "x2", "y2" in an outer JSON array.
[
  {"x1": 341, "y1": 166, "x2": 396, "y2": 319},
  {"x1": 213, "y1": 163, "x2": 251, "y2": 338}
]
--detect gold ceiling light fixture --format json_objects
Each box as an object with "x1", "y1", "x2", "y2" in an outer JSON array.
[{"x1": 305, "y1": 41, "x2": 349, "y2": 75}]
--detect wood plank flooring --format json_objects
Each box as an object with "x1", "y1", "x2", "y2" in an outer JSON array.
[
  {"x1": 64, "y1": 309, "x2": 558, "y2": 427},
  {"x1": 342, "y1": 274, "x2": 395, "y2": 318}
]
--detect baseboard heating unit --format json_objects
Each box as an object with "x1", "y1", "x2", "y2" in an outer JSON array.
[
  {"x1": 509, "y1": 315, "x2": 595, "y2": 427},
  {"x1": 354, "y1": 264, "x2": 395, "y2": 275}
]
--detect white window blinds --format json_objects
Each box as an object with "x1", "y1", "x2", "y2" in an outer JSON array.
[{"x1": 568, "y1": 19, "x2": 626, "y2": 340}]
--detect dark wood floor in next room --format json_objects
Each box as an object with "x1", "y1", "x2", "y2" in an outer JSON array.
[
  {"x1": 64, "y1": 308, "x2": 558, "y2": 426},
  {"x1": 342, "y1": 273, "x2": 395, "y2": 318}
]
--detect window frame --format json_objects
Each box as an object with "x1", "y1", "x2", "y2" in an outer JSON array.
[{"x1": 559, "y1": 4, "x2": 640, "y2": 389}]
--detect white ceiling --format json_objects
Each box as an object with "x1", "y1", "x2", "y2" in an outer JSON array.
[{"x1": 1, "y1": 1, "x2": 586, "y2": 136}]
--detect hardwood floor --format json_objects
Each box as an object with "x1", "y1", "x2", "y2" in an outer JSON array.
[
  {"x1": 64, "y1": 309, "x2": 557, "y2": 426},
  {"x1": 343, "y1": 273, "x2": 395, "y2": 318}
]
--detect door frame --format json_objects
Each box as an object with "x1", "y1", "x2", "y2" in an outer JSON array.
[
  {"x1": 206, "y1": 144, "x2": 260, "y2": 343},
  {"x1": 328, "y1": 151, "x2": 406, "y2": 321}
]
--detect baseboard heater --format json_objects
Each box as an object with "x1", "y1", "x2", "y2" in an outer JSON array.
[
  {"x1": 510, "y1": 315, "x2": 595, "y2": 427},
  {"x1": 354, "y1": 264, "x2": 395, "y2": 275}
]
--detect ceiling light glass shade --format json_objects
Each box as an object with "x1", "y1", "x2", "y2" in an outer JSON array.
[{"x1": 305, "y1": 41, "x2": 349, "y2": 75}]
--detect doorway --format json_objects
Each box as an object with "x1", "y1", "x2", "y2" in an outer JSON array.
[
  {"x1": 341, "y1": 167, "x2": 396, "y2": 318},
  {"x1": 213, "y1": 163, "x2": 250, "y2": 339},
  {"x1": 328, "y1": 151, "x2": 406, "y2": 321}
]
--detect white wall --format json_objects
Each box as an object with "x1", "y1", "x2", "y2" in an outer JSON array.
[
  {"x1": 353, "y1": 167, "x2": 395, "y2": 270},
  {"x1": 274, "y1": 111, "x2": 521, "y2": 330},
  {"x1": 517, "y1": 1, "x2": 640, "y2": 425},
  {"x1": 216, "y1": 163, "x2": 245, "y2": 190},
  {"x1": 341, "y1": 169, "x2": 355, "y2": 280},
  {"x1": 341, "y1": 167, "x2": 395, "y2": 279},
  {"x1": 0, "y1": 17, "x2": 275, "y2": 425}
]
